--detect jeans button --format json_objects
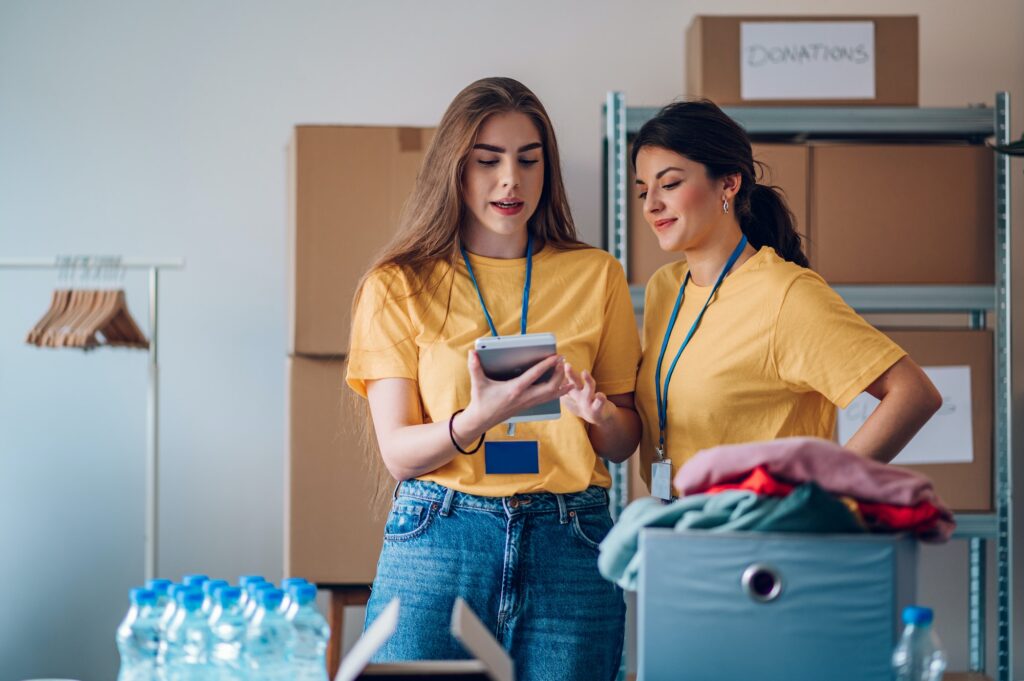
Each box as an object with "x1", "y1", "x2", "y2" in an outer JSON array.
[{"x1": 508, "y1": 498, "x2": 520, "y2": 509}]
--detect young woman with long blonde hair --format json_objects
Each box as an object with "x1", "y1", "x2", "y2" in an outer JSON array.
[{"x1": 346, "y1": 77, "x2": 640, "y2": 681}]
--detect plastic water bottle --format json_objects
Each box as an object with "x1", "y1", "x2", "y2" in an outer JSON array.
[
  {"x1": 285, "y1": 583, "x2": 329, "y2": 681},
  {"x1": 209, "y1": 586, "x2": 247, "y2": 681},
  {"x1": 201, "y1": 579, "x2": 229, "y2": 614},
  {"x1": 893, "y1": 606, "x2": 948, "y2": 681},
  {"x1": 244, "y1": 582, "x2": 275, "y2": 620},
  {"x1": 147, "y1": 579, "x2": 173, "y2": 608},
  {"x1": 245, "y1": 588, "x2": 294, "y2": 681},
  {"x1": 160, "y1": 589, "x2": 213, "y2": 681},
  {"x1": 116, "y1": 588, "x2": 160, "y2": 681},
  {"x1": 155, "y1": 584, "x2": 190, "y2": 678},
  {"x1": 238, "y1": 575, "x2": 266, "y2": 611},
  {"x1": 280, "y1": 577, "x2": 308, "y2": 612}
]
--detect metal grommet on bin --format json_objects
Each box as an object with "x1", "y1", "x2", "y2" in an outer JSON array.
[{"x1": 741, "y1": 563, "x2": 783, "y2": 603}]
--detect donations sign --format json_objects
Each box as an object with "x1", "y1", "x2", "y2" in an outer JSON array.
[{"x1": 740, "y1": 21, "x2": 876, "y2": 100}]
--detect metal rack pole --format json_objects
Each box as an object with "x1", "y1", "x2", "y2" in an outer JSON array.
[
  {"x1": 993, "y1": 92, "x2": 1013, "y2": 681},
  {"x1": 968, "y1": 308, "x2": 986, "y2": 672},
  {"x1": 605, "y1": 91, "x2": 629, "y2": 524},
  {"x1": 0, "y1": 256, "x2": 183, "y2": 583},
  {"x1": 146, "y1": 267, "x2": 159, "y2": 582}
]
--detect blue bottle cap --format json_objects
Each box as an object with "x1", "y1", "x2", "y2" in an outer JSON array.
[
  {"x1": 167, "y1": 584, "x2": 190, "y2": 600},
  {"x1": 217, "y1": 586, "x2": 242, "y2": 606},
  {"x1": 176, "y1": 589, "x2": 204, "y2": 610},
  {"x1": 291, "y1": 583, "x2": 317, "y2": 606},
  {"x1": 902, "y1": 606, "x2": 934, "y2": 625},
  {"x1": 130, "y1": 588, "x2": 156, "y2": 606},
  {"x1": 249, "y1": 581, "x2": 275, "y2": 596},
  {"x1": 182, "y1": 574, "x2": 210, "y2": 587},
  {"x1": 257, "y1": 588, "x2": 284, "y2": 609},
  {"x1": 282, "y1": 577, "x2": 308, "y2": 587},
  {"x1": 146, "y1": 578, "x2": 172, "y2": 594},
  {"x1": 203, "y1": 579, "x2": 229, "y2": 597},
  {"x1": 239, "y1": 575, "x2": 266, "y2": 587}
]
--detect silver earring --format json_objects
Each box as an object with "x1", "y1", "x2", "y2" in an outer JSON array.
[{"x1": 722, "y1": 198, "x2": 729, "y2": 214}]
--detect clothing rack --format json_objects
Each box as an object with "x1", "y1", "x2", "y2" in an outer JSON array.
[{"x1": 0, "y1": 255, "x2": 185, "y2": 582}]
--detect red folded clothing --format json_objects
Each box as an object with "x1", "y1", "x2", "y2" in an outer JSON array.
[
  {"x1": 858, "y1": 499, "x2": 944, "y2": 535},
  {"x1": 704, "y1": 466, "x2": 795, "y2": 497}
]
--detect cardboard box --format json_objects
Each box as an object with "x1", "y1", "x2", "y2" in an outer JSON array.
[
  {"x1": 809, "y1": 143, "x2": 994, "y2": 284},
  {"x1": 626, "y1": 143, "x2": 809, "y2": 285},
  {"x1": 882, "y1": 329, "x2": 993, "y2": 512},
  {"x1": 686, "y1": 15, "x2": 918, "y2": 106},
  {"x1": 285, "y1": 355, "x2": 385, "y2": 583},
  {"x1": 287, "y1": 126, "x2": 433, "y2": 356},
  {"x1": 338, "y1": 598, "x2": 512, "y2": 681}
]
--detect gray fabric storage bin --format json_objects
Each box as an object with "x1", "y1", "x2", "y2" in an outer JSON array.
[{"x1": 638, "y1": 529, "x2": 917, "y2": 681}]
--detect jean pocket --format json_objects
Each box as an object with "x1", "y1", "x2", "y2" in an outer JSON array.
[
  {"x1": 383, "y1": 498, "x2": 437, "y2": 542},
  {"x1": 569, "y1": 508, "x2": 613, "y2": 551}
]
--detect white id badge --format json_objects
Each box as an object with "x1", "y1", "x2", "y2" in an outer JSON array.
[{"x1": 651, "y1": 460, "x2": 673, "y2": 500}]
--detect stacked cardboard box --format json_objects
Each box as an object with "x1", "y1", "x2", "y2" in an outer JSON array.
[
  {"x1": 881, "y1": 329, "x2": 994, "y2": 512},
  {"x1": 686, "y1": 16, "x2": 919, "y2": 106},
  {"x1": 285, "y1": 125, "x2": 433, "y2": 584}
]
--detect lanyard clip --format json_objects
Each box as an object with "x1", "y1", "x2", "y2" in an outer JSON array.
[{"x1": 655, "y1": 445, "x2": 665, "y2": 461}]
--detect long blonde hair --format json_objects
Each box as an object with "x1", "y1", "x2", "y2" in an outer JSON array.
[{"x1": 350, "y1": 77, "x2": 587, "y2": 509}]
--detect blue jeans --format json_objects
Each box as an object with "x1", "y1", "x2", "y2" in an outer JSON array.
[{"x1": 364, "y1": 479, "x2": 625, "y2": 681}]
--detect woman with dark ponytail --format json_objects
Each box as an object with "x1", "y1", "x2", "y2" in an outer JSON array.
[{"x1": 631, "y1": 99, "x2": 942, "y2": 499}]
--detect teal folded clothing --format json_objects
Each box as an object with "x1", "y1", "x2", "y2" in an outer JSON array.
[
  {"x1": 750, "y1": 482, "x2": 866, "y2": 534},
  {"x1": 598, "y1": 483, "x2": 864, "y2": 590}
]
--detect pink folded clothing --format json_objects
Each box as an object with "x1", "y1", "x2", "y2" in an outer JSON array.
[{"x1": 674, "y1": 437, "x2": 955, "y2": 541}]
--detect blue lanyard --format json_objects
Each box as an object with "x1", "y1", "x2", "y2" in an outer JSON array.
[
  {"x1": 460, "y1": 232, "x2": 533, "y2": 337},
  {"x1": 654, "y1": 235, "x2": 748, "y2": 458}
]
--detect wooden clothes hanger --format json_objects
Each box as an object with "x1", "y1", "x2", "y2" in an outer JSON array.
[
  {"x1": 40, "y1": 288, "x2": 85, "y2": 347},
  {"x1": 25, "y1": 289, "x2": 70, "y2": 346},
  {"x1": 57, "y1": 289, "x2": 100, "y2": 348}
]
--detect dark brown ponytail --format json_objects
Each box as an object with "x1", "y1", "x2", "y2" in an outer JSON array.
[
  {"x1": 631, "y1": 99, "x2": 808, "y2": 267},
  {"x1": 746, "y1": 183, "x2": 808, "y2": 267}
]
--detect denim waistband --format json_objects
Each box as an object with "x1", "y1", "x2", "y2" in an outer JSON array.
[{"x1": 395, "y1": 479, "x2": 609, "y2": 517}]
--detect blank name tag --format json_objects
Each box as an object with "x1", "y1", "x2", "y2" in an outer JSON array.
[
  {"x1": 485, "y1": 441, "x2": 539, "y2": 475},
  {"x1": 651, "y1": 460, "x2": 674, "y2": 500}
]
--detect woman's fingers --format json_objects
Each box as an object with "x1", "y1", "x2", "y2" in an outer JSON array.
[
  {"x1": 575, "y1": 369, "x2": 595, "y2": 404},
  {"x1": 515, "y1": 354, "x2": 562, "y2": 389},
  {"x1": 466, "y1": 350, "x2": 490, "y2": 387},
  {"x1": 563, "y1": 361, "x2": 582, "y2": 390}
]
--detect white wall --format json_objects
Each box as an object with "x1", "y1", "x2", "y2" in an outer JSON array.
[{"x1": 1, "y1": 2, "x2": 1021, "y2": 679}]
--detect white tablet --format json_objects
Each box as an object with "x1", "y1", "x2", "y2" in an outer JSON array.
[{"x1": 474, "y1": 333, "x2": 561, "y2": 423}]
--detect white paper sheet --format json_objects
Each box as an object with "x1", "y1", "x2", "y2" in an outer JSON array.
[
  {"x1": 740, "y1": 21, "x2": 876, "y2": 100},
  {"x1": 838, "y1": 365, "x2": 974, "y2": 465}
]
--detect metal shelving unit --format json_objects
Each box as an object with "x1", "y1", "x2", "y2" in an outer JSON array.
[{"x1": 603, "y1": 91, "x2": 1014, "y2": 680}]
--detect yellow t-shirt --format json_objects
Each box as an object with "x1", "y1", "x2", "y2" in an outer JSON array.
[
  {"x1": 347, "y1": 245, "x2": 641, "y2": 496},
  {"x1": 636, "y1": 247, "x2": 906, "y2": 487}
]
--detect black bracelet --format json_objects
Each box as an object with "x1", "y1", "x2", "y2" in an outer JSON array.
[{"x1": 449, "y1": 409, "x2": 485, "y2": 455}]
